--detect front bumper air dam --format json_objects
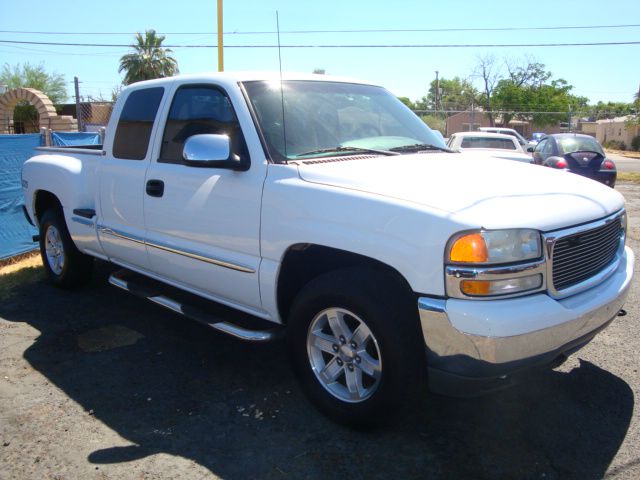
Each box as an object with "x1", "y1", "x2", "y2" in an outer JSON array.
[{"x1": 418, "y1": 246, "x2": 634, "y2": 397}]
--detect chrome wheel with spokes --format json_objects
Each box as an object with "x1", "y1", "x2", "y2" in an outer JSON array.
[
  {"x1": 39, "y1": 208, "x2": 93, "y2": 288},
  {"x1": 307, "y1": 307, "x2": 382, "y2": 403},
  {"x1": 288, "y1": 267, "x2": 425, "y2": 427},
  {"x1": 45, "y1": 225, "x2": 65, "y2": 275}
]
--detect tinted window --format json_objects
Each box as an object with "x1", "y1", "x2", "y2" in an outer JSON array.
[
  {"x1": 460, "y1": 137, "x2": 517, "y2": 150},
  {"x1": 113, "y1": 87, "x2": 164, "y2": 160},
  {"x1": 557, "y1": 136, "x2": 604, "y2": 156},
  {"x1": 159, "y1": 85, "x2": 248, "y2": 164}
]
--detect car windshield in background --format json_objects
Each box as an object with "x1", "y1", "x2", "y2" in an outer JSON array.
[
  {"x1": 242, "y1": 80, "x2": 447, "y2": 161},
  {"x1": 557, "y1": 136, "x2": 604, "y2": 156},
  {"x1": 460, "y1": 137, "x2": 517, "y2": 150}
]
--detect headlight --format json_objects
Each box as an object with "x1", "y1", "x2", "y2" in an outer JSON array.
[{"x1": 448, "y1": 229, "x2": 541, "y2": 265}]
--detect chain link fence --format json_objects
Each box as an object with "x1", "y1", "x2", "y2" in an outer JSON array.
[{"x1": 77, "y1": 102, "x2": 114, "y2": 132}]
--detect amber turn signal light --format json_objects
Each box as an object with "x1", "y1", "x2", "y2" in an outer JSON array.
[
  {"x1": 450, "y1": 233, "x2": 489, "y2": 263},
  {"x1": 460, "y1": 280, "x2": 491, "y2": 295}
]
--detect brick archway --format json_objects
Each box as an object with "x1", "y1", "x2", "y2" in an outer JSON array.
[{"x1": 0, "y1": 87, "x2": 77, "y2": 133}]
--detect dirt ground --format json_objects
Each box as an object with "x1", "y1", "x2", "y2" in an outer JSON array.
[{"x1": 1, "y1": 184, "x2": 639, "y2": 480}]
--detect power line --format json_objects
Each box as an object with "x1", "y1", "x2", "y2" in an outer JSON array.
[
  {"x1": 1, "y1": 24, "x2": 639, "y2": 35},
  {"x1": 0, "y1": 39, "x2": 639, "y2": 48}
]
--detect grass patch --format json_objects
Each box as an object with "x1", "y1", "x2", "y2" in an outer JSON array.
[
  {"x1": 0, "y1": 253, "x2": 44, "y2": 302},
  {"x1": 617, "y1": 172, "x2": 640, "y2": 184}
]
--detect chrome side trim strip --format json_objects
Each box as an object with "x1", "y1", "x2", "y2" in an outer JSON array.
[
  {"x1": 98, "y1": 225, "x2": 146, "y2": 246},
  {"x1": 145, "y1": 240, "x2": 256, "y2": 274},
  {"x1": 72, "y1": 216, "x2": 94, "y2": 227},
  {"x1": 97, "y1": 225, "x2": 255, "y2": 274}
]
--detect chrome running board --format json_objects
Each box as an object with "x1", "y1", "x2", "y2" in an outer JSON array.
[{"x1": 108, "y1": 269, "x2": 281, "y2": 343}]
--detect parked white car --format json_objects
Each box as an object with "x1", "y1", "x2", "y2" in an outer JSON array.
[
  {"x1": 447, "y1": 131, "x2": 533, "y2": 163},
  {"x1": 478, "y1": 127, "x2": 535, "y2": 150}
]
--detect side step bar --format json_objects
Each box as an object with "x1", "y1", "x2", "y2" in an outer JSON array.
[{"x1": 108, "y1": 270, "x2": 281, "y2": 342}]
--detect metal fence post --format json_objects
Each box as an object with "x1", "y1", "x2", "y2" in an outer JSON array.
[
  {"x1": 74, "y1": 77, "x2": 84, "y2": 132},
  {"x1": 39, "y1": 127, "x2": 51, "y2": 146}
]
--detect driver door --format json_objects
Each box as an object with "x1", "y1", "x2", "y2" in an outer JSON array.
[{"x1": 143, "y1": 83, "x2": 267, "y2": 313}]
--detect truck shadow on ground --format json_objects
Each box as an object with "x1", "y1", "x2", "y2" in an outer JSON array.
[{"x1": 0, "y1": 262, "x2": 634, "y2": 480}]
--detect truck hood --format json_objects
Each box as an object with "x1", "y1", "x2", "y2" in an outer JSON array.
[{"x1": 296, "y1": 153, "x2": 625, "y2": 231}]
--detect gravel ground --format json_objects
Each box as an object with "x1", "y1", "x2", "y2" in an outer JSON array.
[{"x1": 1, "y1": 184, "x2": 639, "y2": 480}]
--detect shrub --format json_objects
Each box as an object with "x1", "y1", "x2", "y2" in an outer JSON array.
[
  {"x1": 631, "y1": 135, "x2": 640, "y2": 151},
  {"x1": 603, "y1": 139, "x2": 626, "y2": 151}
]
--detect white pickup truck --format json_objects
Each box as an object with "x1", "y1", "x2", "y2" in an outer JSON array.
[{"x1": 21, "y1": 72, "x2": 634, "y2": 426}]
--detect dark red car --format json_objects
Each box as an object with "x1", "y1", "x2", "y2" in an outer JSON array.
[{"x1": 532, "y1": 133, "x2": 617, "y2": 187}]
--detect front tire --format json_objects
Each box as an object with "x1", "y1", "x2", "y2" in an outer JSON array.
[
  {"x1": 287, "y1": 267, "x2": 425, "y2": 427},
  {"x1": 39, "y1": 208, "x2": 93, "y2": 288}
]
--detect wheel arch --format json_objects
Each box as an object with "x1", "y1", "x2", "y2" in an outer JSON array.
[
  {"x1": 276, "y1": 243, "x2": 415, "y2": 323},
  {"x1": 33, "y1": 189, "x2": 63, "y2": 224}
]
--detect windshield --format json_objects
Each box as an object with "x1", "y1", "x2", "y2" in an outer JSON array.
[
  {"x1": 242, "y1": 80, "x2": 446, "y2": 161},
  {"x1": 557, "y1": 136, "x2": 604, "y2": 155}
]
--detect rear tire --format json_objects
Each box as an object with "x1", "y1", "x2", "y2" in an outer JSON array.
[
  {"x1": 39, "y1": 208, "x2": 93, "y2": 289},
  {"x1": 287, "y1": 267, "x2": 425, "y2": 427}
]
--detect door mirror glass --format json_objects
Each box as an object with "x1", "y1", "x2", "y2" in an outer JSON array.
[
  {"x1": 182, "y1": 134, "x2": 243, "y2": 169},
  {"x1": 527, "y1": 146, "x2": 535, "y2": 153}
]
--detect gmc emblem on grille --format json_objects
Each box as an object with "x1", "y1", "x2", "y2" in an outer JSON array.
[{"x1": 567, "y1": 236, "x2": 583, "y2": 247}]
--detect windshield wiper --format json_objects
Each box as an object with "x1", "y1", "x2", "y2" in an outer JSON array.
[
  {"x1": 390, "y1": 143, "x2": 454, "y2": 154},
  {"x1": 294, "y1": 146, "x2": 400, "y2": 158}
]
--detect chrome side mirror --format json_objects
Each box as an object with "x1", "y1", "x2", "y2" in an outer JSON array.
[{"x1": 182, "y1": 134, "x2": 247, "y2": 170}]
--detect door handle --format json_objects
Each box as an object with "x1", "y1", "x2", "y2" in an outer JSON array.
[{"x1": 146, "y1": 179, "x2": 164, "y2": 197}]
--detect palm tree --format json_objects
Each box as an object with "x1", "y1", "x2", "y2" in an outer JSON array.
[{"x1": 118, "y1": 30, "x2": 179, "y2": 85}]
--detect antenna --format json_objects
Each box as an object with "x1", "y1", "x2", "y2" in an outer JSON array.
[{"x1": 276, "y1": 11, "x2": 287, "y2": 158}]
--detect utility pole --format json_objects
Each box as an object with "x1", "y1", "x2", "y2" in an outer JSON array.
[
  {"x1": 74, "y1": 76, "x2": 84, "y2": 132},
  {"x1": 217, "y1": 0, "x2": 224, "y2": 72},
  {"x1": 470, "y1": 98, "x2": 476, "y2": 131},
  {"x1": 435, "y1": 70, "x2": 439, "y2": 112}
]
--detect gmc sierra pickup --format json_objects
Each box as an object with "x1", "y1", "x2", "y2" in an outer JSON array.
[{"x1": 22, "y1": 72, "x2": 634, "y2": 425}]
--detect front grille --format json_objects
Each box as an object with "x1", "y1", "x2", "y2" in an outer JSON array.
[{"x1": 552, "y1": 216, "x2": 623, "y2": 291}]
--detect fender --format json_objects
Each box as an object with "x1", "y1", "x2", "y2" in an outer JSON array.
[{"x1": 23, "y1": 151, "x2": 104, "y2": 256}]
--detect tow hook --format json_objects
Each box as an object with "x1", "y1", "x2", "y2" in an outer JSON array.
[{"x1": 618, "y1": 309, "x2": 627, "y2": 317}]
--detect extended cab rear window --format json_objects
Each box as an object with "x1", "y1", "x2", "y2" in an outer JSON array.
[{"x1": 113, "y1": 87, "x2": 164, "y2": 160}]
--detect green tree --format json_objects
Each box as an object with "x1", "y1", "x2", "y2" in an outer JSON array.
[
  {"x1": 586, "y1": 101, "x2": 634, "y2": 121},
  {"x1": 420, "y1": 114, "x2": 445, "y2": 135},
  {"x1": 397, "y1": 96, "x2": 416, "y2": 110},
  {"x1": 119, "y1": 30, "x2": 179, "y2": 85},
  {"x1": 418, "y1": 77, "x2": 478, "y2": 111},
  {"x1": 0, "y1": 62, "x2": 67, "y2": 103},
  {"x1": 491, "y1": 58, "x2": 588, "y2": 128}
]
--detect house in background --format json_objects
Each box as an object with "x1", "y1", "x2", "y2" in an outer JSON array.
[
  {"x1": 445, "y1": 108, "x2": 588, "y2": 138},
  {"x1": 445, "y1": 109, "x2": 492, "y2": 134},
  {"x1": 596, "y1": 116, "x2": 640, "y2": 149}
]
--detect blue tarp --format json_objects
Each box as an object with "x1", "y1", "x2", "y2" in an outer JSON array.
[
  {"x1": 51, "y1": 131, "x2": 100, "y2": 146},
  {"x1": 0, "y1": 134, "x2": 41, "y2": 260}
]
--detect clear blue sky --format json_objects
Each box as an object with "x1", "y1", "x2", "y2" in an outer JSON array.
[{"x1": 1, "y1": 0, "x2": 638, "y2": 105}]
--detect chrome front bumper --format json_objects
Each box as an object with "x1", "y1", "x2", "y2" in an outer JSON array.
[{"x1": 418, "y1": 246, "x2": 634, "y2": 396}]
